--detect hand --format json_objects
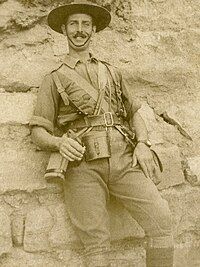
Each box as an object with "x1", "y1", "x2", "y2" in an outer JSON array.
[
  {"x1": 57, "y1": 134, "x2": 85, "y2": 161},
  {"x1": 132, "y1": 143, "x2": 161, "y2": 184}
]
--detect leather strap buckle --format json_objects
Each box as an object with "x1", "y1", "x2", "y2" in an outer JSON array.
[{"x1": 104, "y1": 112, "x2": 114, "y2": 127}]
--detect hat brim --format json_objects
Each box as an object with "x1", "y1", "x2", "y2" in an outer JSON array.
[{"x1": 48, "y1": 3, "x2": 111, "y2": 34}]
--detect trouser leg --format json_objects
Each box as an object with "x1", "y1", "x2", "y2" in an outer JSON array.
[
  {"x1": 64, "y1": 159, "x2": 111, "y2": 266},
  {"x1": 108, "y1": 129, "x2": 174, "y2": 267},
  {"x1": 109, "y1": 166, "x2": 174, "y2": 267}
]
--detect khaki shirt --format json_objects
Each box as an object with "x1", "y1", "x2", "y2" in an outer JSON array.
[{"x1": 30, "y1": 54, "x2": 141, "y2": 134}]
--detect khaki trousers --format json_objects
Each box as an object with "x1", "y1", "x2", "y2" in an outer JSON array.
[{"x1": 64, "y1": 128, "x2": 173, "y2": 266}]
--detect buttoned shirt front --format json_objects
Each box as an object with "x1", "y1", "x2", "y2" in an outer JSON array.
[{"x1": 30, "y1": 54, "x2": 141, "y2": 134}]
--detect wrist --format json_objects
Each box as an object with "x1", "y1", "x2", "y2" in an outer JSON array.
[
  {"x1": 136, "y1": 139, "x2": 152, "y2": 147},
  {"x1": 53, "y1": 136, "x2": 62, "y2": 151}
]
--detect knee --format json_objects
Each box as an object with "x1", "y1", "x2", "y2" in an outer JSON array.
[
  {"x1": 144, "y1": 198, "x2": 173, "y2": 238},
  {"x1": 155, "y1": 199, "x2": 173, "y2": 235}
]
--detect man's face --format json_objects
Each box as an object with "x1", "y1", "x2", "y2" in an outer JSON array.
[{"x1": 65, "y1": 13, "x2": 96, "y2": 51}]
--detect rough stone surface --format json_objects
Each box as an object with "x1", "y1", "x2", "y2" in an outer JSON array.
[
  {"x1": 0, "y1": 126, "x2": 53, "y2": 193},
  {"x1": 153, "y1": 145, "x2": 185, "y2": 190},
  {"x1": 24, "y1": 207, "x2": 54, "y2": 252},
  {"x1": 0, "y1": 246, "x2": 199, "y2": 267},
  {"x1": 162, "y1": 106, "x2": 193, "y2": 141},
  {"x1": 0, "y1": 209, "x2": 12, "y2": 256},
  {"x1": 0, "y1": 182, "x2": 200, "y2": 264},
  {"x1": 11, "y1": 212, "x2": 25, "y2": 246},
  {"x1": 48, "y1": 203, "x2": 78, "y2": 249},
  {"x1": 0, "y1": 93, "x2": 36, "y2": 124},
  {"x1": 139, "y1": 103, "x2": 185, "y2": 189},
  {"x1": 0, "y1": 0, "x2": 200, "y2": 265},
  {"x1": 0, "y1": 246, "x2": 145, "y2": 267},
  {"x1": 0, "y1": 146, "x2": 49, "y2": 192},
  {"x1": 163, "y1": 186, "x2": 200, "y2": 244},
  {"x1": 184, "y1": 156, "x2": 200, "y2": 186},
  {"x1": 139, "y1": 103, "x2": 164, "y2": 144}
]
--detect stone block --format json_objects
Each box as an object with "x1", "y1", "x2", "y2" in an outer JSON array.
[
  {"x1": 0, "y1": 28, "x2": 62, "y2": 90},
  {"x1": 0, "y1": 147, "x2": 50, "y2": 193},
  {"x1": 0, "y1": 125, "x2": 56, "y2": 193},
  {"x1": 48, "y1": 204, "x2": 78, "y2": 249},
  {"x1": 153, "y1": 145, "x2": 185, "y2": 190},
  {"x1": 0, "y1": 208, "x2": 12, "y2": 256},
  {"x1": 0, "y1": 93, "x2": 36, "y2": 124},
  {"x1": 162, "y1": 186, "x2": 200, "y2": 241},
  {"x1": 0, "y1": 0, "x2": 23, "y2": 31},
  {"x1": 12, "y1": 9, "x2": 46, "y2": 30},
  {"x1": 24, "y1": 207, "x2": 54, "y2": 252},
  {"x1": 139, "y1": 103, "x2": 164, "y2": 144},
  {"x1": 162, "y1": 106, "x2": 192, "y2": 140},
  {"x1": 184, "y1": 156, "x2": 200, "y2": 186},
  {"x1": 11, "y1": 213, "x2": 25, "y2": 246}
]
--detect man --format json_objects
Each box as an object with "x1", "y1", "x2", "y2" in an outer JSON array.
[{"x1": 30, "y1": 1, "x2": 174, "y2": 266}]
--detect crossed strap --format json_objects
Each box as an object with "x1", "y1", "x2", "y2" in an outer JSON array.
[{"x1": 51, "y1": 61, "x2": 112, "y2": 114}]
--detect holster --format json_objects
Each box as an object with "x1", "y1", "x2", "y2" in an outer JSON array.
[{"x1": 82, "y1": 130, "x2": 111, "y2": 161}]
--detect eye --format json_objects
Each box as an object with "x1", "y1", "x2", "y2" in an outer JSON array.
[
  {"x1": 83, "y1": 22, "x2": 91, "y2": 27},
  {"x1": 68, "y1": 21, "x2": 76, "y2": 26}
]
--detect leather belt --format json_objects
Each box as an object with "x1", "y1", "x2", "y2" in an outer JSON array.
[{"x1": 68, "y1": 112, "x2": 124, "y2": 129}]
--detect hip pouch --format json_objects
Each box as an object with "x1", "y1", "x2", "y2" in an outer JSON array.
[{"x1": 82, "y1": 131, "x2": 111, "y2": 161}]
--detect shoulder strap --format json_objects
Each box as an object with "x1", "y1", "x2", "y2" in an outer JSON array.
[
  {"x1": 98, "y1": 61, "x2": 108, "y2": 91},
  {"x1": 52, "y1": 72, "x2": 69, "y2": 106},
  {"x1": 103, "y1": 63, "x2": 119, "y2": 86},
  {"x1": 59, "y1": 64, "x2": 111, "y2": 113}
]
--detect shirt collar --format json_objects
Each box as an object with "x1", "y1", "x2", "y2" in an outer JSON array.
[{"x1": 63, "y1": 53, "x2": 99, "y2": 69}]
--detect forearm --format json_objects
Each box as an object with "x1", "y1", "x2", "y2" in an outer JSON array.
[
  {"x1": 31, "y1": 126, "x2": 61, "y2": 151},
  {"x1": 31, "y1": 126, "x2": 85, "y2": 161},
  {"x1": 131, "y1": 111, "x2": 148, "y2": 141}
]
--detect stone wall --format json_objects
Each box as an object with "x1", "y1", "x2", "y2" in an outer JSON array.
[{"x1": 0, "y1": 0, "x2": 200, "y2": 266}]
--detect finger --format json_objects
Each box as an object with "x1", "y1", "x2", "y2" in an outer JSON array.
[
  {"x1": 132, "y1": 153, "x2": 137, "y2": 167},
  {"x1": 146, "y1": 159, "x2": 155, "y2": 180},
  {"x1": 60, "y1": 148, "x2": 83, "y2": 161},
  {"x1": 153, "y1": 166, "x2": 162, "y2": 185},
  {"x1": 62, "y1": 143, "x2": 84, "y2": 158},
  {"x1": 153, "y1": 156, "x2": 159, "y2": 168},
  {"x1": 62, "y1": 137, "x2": 85, "y2": 154},
  {"x1": 139, "y1": 160, "x2": 150, "y2": 179},
  {"x1": 68, "y1": 139, "x2": 85, "y2": 153},
  {"x1": 60, "y1": 151, "x2": 74, "y2": 161}
]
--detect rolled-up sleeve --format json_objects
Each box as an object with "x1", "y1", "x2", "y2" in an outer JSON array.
[
  {"x1": 29, "y1": 74, "x2": 60, "y2": 134},
  {"x1": 120, "y1": 70, "x2": 141, "y2": 119}
]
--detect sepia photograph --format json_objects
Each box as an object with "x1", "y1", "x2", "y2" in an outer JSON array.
[{"x1": 0, "y1": 0, "x2": 200, "y2": 266}]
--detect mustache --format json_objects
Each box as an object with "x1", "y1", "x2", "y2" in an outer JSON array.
[{"x1": 73, "y1": 32, "x2": 88, "y2": 38}]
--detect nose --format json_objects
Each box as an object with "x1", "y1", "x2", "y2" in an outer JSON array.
[{"x1": 78, "y1": 21, "x2": 82, "y2": 32}]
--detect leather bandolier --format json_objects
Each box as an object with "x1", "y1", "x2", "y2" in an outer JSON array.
[{"x1": 44, "y1": 61, "x2": 136, "y2": 183}]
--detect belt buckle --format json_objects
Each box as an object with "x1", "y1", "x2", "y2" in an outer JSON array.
[{"x1": 104, "y1": 112, "x2": 114, "y2": 127}]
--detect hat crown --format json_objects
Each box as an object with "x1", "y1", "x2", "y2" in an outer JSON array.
[{"x1": 70, "y1": 0, "x2": 97, "y2": 4}]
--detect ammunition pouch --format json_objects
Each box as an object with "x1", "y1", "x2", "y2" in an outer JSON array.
[{"x1": 82, "y1": 131, "x2": 111, "y2": 161}]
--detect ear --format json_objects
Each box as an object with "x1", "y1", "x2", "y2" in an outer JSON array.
[
  {"x1": 92, "y1": 25, "x2": 96, "y2": 33},
  {"x1": 61, "y1": 24, "x2": 67, "y2": 36},
  {"x1": 91, "y1": 25, "x2": 96, "y2": 37}
]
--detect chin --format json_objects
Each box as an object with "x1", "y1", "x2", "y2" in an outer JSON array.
[
  {"x1": 69, "y1": 42, "x2": 90, "y2": 51},
  {"x1": 68, "y1": 37, "x2": 91, "y2": 51}
]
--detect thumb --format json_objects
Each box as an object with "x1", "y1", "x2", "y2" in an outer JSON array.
[
  {"x1": 153, "y1": 167, "x2": 162, "y2": 185},
  {"x1": 132, "y1": 152, "x2": 138, "y2": 167}
]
